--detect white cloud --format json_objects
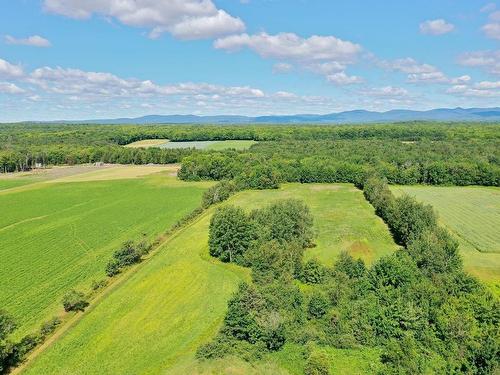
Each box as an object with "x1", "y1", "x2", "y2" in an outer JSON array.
[
  {"x1": 481, "y1": 3, "x2": 496, "y2": 13},
  {"x1": 215, "y1": 32, "x2": 361, "y2": 83},
  {"x1": 458, "y1": 50, "x2": 500, "y2": 75},
  {"x1": 4, "y1": 35, "x2": 51, "y2": 47},
  {"x1": 28, "y1": 66, "x2": 266, "y2": 98},
  {"x1": 0, "y1": 82, "x2": 25, "y2": 94},
  {"x1": 364, "y1": 86, "x2": 409, "y2": 97},
  {"x1": 408, "y1": 71, "x2": 449, "y2": 83},
  {"x1": 0, "y1": 58, "x2": 24, "y2": 78},
  {"x1": 419, "y1": 19, "x2": 455, "y2": 35},
  {"x1": 475, "y1": 80, "x2": 500, "y2": 89},
  {"x1": 272, "y1": 62, "x2": 292, "y2": 73},
  {"x1": 326, "y1": 71, "x2": 363, "y2": 85},
  {"x1": 215, "y1": 32, "x2": 361, "y2": 63},
  {"x1": 378, "y1": 57, "x2": 437, "y2": 74},
  {"x1": 43, "y1": 0, "x2": 245, "y2": 40},
  {"x1": 482, "y1": 22, "x2": 500, "y2": 40}
]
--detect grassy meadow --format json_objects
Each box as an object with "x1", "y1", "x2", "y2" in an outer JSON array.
[
  {"x1": 0, "y1": 166, "x2": 209, "y2": 337},
  {"x1": 125, "y1": 139, "x2": 257, "y2": 150},
  {"x1": 23, "y1": 183, "x2": 396, "y2": 374},
  {"x1": 391, "y1": 186, "x2": 500, "y2": 289}
]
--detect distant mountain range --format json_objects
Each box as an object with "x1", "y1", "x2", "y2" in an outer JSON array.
[{"x1": 46, "y1": 107, "x2": 500, "y2": 124}]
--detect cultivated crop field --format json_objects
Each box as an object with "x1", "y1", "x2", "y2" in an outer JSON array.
[
  {"x1": 23, "y1": 183, "x2": 397, "y2": 374},
  {"x1": 391, "y1": 185, "x2": 500, "y2": 287},
  {"x1": 0, "y1": 166, "x2": 209, "y2": 337}
]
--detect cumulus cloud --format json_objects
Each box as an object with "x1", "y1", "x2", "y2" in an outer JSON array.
[
  {"x1": 4, "y1": 35, "x2": 51, "y2": 47},
  {"x1": 419, "y1": 19, "x2": 455, "y2": 35},
  {"x1": 380, "y1": 57, "x2": 472, "y2": 85},
  {"x1": 0, "y1": 82, "x2": 25, "y2": 94},
  {"x1": 43, "y1": 0, "x2": 245, "y2": 40},
  {"x1": 458, "y1": 50, "x2": 500, "y2": 75},
  {"x1": 326, "y1": 71, "x2": 363, "y2": 85},
  {"x1": 215, "y1": 32, "x2": 362, "y2": 83},
  {"x1": 28, "y1": 66, "x2": 265, "y2": 98},
  {"x1": 0, "y1": 58, "x2": 24, "y2": 78},
  {"x1": 215, "y1": 32, "x2": 361, "y2": 63},
  {"x1": 364, "y1": 86, "x2": 409, "y2": 97}
]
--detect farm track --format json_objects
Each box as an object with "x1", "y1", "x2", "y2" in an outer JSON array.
[{"x1": 11, "y1": 208, "x2": 212, "y2": 375}]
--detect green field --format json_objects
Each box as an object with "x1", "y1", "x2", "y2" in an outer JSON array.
[
  {"x1": 23, "y1": 183, "x2": 396, "y2": 374},
  {"x1": 0, "y1": 169, "x2": 209, "y2": 337},
  {"x1": 125, "y1": 139, "x2": 257, "y2": 150},
  {"x1": 390, "y1": 186, "x2": 500, "y2": 285}
]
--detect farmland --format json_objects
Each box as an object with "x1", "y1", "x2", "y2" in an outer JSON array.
[
  {"x1": 391, "y1": 185, "x2": 500, "y2": 289},
  {"x1": 0, "y1": 166, "x2": 209, "y2": 337},
  {"x1": 22, "y1": 183, "x2": 397, "y2": 374}
]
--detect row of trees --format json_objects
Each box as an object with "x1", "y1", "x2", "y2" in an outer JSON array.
[
  {"x1": 179, "y1": 151, "x2": 499, "y2": 187},
  {"x1": 199, "y1": 180, "x2": 499, "y2": 374}
]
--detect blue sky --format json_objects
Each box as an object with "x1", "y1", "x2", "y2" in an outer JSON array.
[{"x1": 0, "y1": 0, "x2": 499, "y2": 121}]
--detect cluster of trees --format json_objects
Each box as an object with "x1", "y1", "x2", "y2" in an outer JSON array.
[
  {"x1": 208, "y1": 199, "x2": 313, "y2": 264},
  {"x1": 105, "y1": 240, "x2": 152, "y2": 277},
  {"x1": 199, "y1": 179, "x2": 499, "y2": 374}
]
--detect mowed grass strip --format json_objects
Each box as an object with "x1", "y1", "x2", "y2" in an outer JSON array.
[
  {"x1": 0, "y1": 174, "x2": 208, "y2": 337},
  {"x1": 390, "y1": 185, "x2": 500, "y2": 284},
  {"x1": 23, "y1": 183, "x2": 396, "y2": 375}
]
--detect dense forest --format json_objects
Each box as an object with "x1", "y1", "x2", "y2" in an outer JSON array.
[{"x1": 0, "y1": 122, "x2": 498, "y2": 187}]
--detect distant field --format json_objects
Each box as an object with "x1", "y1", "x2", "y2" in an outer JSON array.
[
  {"x1": 24, "y1": 183, "x2": 396, "y2": 374},
  {"x1": 0, "y1": 167, "x2": 209, "y2": 337},
  {"x1": 124, "y1": 139, "x2": 257, "y2": 150},
  {"x1": 391, "y1": 186, "x2": 500, "y2": 285},
  {"x1": 124, "y1": 139, "x2": 169, "y2": 148}
]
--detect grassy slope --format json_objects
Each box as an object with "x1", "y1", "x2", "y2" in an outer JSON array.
[
  {"x1": 24, "y1": 183, "x2": 395, "y2": 374},
  {"x1": 0, "y1": 172, "x2": 208, "y2": 337},
  {"x1": 390, "y1": 186, "x2": 500, "y2": 288}
]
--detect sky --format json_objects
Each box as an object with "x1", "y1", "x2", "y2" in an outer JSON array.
[{"x1": 0, "y1": 0, "x2": 499, "y2": 121}]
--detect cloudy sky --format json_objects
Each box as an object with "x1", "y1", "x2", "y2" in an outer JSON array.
[{"x1": 0, "y1": 0, "x2": 499, "y2": 121}]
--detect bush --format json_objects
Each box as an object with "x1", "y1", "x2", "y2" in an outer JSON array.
[
  {"x1": 300, "y1": 259, "x2": 328, "y2": 284},
  {"x1": 304, "y1": 349, "x2": 330, "y2": 375},
  {"x1": 39, "y1": 317, "x2": 61, "y2": 337},
  {"x1": 202, "y1": 180, "x2": 238, "y2": 208},
  {"x1": 62, "y1": 290, "x2": 88, "y2": 312},
  {"x1": 105, "y1": 240, "x2": 146, "y2": 276},
  {"x1": 308, "y1": 291, "x2": 330, "y2": 319}
]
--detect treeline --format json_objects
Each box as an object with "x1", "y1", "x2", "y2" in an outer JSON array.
[
  {"x1": 1, "y1": 123, "x2": 499, "y2": 182},
  {"x1": 179, "y1": 150, "x2": 499, "y2": 187},
  {"x1": 0, "y1": 145, "x2": 196, "y2": 173},
  {"x1": 198, "y1": 179, "x2": 499, "y2": 374}
]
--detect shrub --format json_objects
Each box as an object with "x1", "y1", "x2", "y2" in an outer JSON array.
[
  {"x1": 304, "y1": 349, "x2": 330, "y2": 375},
  {"x1": 300, "y1": 259, "x2": 328, "y2": 284},
  {"x1": 39, "y1": 317, "x2": 61, "y2": 337},
  {"x1": 202, "y1": 180, "x2": 238, "y2": 208},
  {"x1": 62, "y1": 290, "x2": 88, "y2": 312},
  {"x1": 308, "y1": 291, "x2": 330, "y2": 319}
]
